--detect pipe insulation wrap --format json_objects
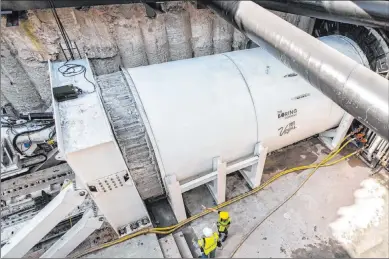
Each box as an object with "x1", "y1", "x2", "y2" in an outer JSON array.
[
  {"x1": 202, "y1": 1, "x2": 389, "y2": 140},
  {"x1": 121, "y1": 35, "x2": 369, "y2": 182}
]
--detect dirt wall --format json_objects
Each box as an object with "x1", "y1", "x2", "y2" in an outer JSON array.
[{"x1": 0, "y1": 2, "x2": 314, "y2": 112}]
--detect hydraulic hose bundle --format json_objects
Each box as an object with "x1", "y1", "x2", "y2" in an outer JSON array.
[
  {"x1": 1, "y1": 112, "x2": 56, "y2": 167},
  {"x1": 72, "y1": 132, "x2": 365, "y2": 258}
]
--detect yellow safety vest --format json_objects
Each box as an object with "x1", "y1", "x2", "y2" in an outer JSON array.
[
  {"x1": 217, "y1": 217, "x2": 231, "y2": 232},
  {"x1": 198, "y1": 232, "x2": 219, "y2": 255}
]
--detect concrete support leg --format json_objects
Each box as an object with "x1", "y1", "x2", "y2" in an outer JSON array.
[
  {"x1": 166, "y1": 175, "x2": 187, "y2": 222},
  {"x1": 206, "y1": 157, "x2": 227, "y2": 204},
  {"x1": 41, "y1": 209, "x2": 104, "y2": 258},
  {"x1": 252, "y1": 144, "x2": 268, "y2": 188},
  {"x1": 320, "y1": 112, "x2": 354, "y2": 150},
  {"x1": 1, "y1": 184, "x2": 86, "y2": 258},
  {"x1": 240, "y1": 143, "x2": 268, "y2": 188}
]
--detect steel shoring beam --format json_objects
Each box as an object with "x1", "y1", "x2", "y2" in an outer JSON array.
[
  {"x1": 1, "y1": 0, "x2": 166, "y2": 11},
  {"x1": 255, "y1": 0, "x2": 389, "y2": 29},
  {"x1": 200, "y1": 0, "x2": 389, "y2": 141},
  {"x1": 2, "y1": 0, "x2": 389, "y2": 30}
]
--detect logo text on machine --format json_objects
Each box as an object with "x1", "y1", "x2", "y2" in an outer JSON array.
[
  {"x1": 292, "y1": 93, "x2": 310, "y2": 100},
  {"x1": 278, "y1": 121, "x2": 296, "y2": 136},
  {"x1": 277, "y1": 109, "x2": 297, "y2": 119}
]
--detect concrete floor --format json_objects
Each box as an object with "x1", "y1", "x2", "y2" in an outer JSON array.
[
  {"x1": 78, "y1": 138, "x2": 388, "y2": 258},
  {"x1": 83, "y1": 234, "x2": 164, "y2": 258},
  {"x1": 184, "y1": 138, "x2": 388, "y2": 258}
]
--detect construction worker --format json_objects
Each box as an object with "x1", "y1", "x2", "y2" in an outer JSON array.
[
  {"x1": 203, "y1": 206, "x2": 231, "y2": 242},
  {"x1": 195, "y1": 227, "x2": 221, "y2": 258}
]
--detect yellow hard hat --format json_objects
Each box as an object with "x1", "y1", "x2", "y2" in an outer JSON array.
[{"x1": 220, "y1": 211, "x2": 229, "y2": 220}]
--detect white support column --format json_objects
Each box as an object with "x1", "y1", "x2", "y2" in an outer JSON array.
[
  {"x1": 331, "y1": 113, "x2": 354, "y2": 148},
  {"x1": 206, "y1": 157, "x2": 227, "y2": 204},
  {"x1": 251, "y1": 144, "x2": 268, "y2": 188},
  {"x1": 41, "y1": 209, "x2": 104, "y2": 258},
  {"x1": 320, "y1": 112, "x2": 354, "y2": 150},
  {"x1": 165, "y1": 175, "x2": 187, "y2": 222},
  {"x1": 1, "y1": 183, "x2": 87, "y2": 258},
  {"x1": 240, "y1": 143, "x2": 268, "y2": 188},
  {"x1": 216, "y1": 157, "x2": 227, "y2": 204}
]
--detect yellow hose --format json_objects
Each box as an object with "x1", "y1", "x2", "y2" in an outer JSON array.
[
  {"x1": 61, "y1": 180, "x2": 73, "y2": 190},
  {"x1": 72, "y1": 136, "x2": 360, "y2": 258},
  {"x1": 230, "y1": 138, "x2": 359, "y2": 257}
]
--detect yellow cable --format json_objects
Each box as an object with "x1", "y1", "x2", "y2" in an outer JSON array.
[
  {"x1": 153, "y1": 140, "x2": 352, "y2": 233},
  {"x1": 72, "y1": 136, "x2": 359, "y2": 258},
  {"x1": 229, "y1": 138, "x2": 360, "y2": 257},
  {"x1": 74, "y1": 145, "x2": 355, "y2": 257},
  {"x1": 149, "y1": 135, "x2": 355, "y2": 234},
  {"x1": 61, "y1": 180, "x2": 73, "y2": 190}
]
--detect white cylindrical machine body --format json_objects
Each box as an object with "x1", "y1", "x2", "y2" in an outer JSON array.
[{"x1": 122, "y1": 35, "x2": 369, "y2": 182}]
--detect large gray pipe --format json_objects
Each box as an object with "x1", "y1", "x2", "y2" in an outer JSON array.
[
  {"x1": 2, "y1": 0, "x2": 389, "y2": 30},
  {"x1": 255, "y1": 0, "x2": 389, "y2": 29},
  {"x1": 3, "y1": 0, "x2": 389, "y2": 29},
  {"x1": 202, "y1": 1, "x2": 389, "y2": 140}
]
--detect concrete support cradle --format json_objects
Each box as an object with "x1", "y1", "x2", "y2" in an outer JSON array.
[
  {"x1": 239, "y1": 143, "x2": 268, "y2": 188},
  {"x1": 206, "y1": 157, "x2": 227, "y2": 204},
  {"x1": 167, "y1": 144, "x2": 267, "y2": 221},
  {"x1": 165, "y1": 175, "x2": 187, "y2": 222},
  {"x1": 319, "y1": 113, "x2": 354, "y2": 150}
]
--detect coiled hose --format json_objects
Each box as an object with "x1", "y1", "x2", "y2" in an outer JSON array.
[{"x1": 72, "y1": 135, "x2": 362, "y2": 258}]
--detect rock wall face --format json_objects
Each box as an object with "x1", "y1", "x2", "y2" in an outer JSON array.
[{"x1": 0, "y1": 2, "x2": 315, "y2": 112}]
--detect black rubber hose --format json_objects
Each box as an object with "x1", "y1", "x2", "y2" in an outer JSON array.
[
  {"x1": 11, "y1": 123, "x2": 55, "y2": 167},
  {"x1": 19, "y1": 112, "x2": 54, "y2": 121}
]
